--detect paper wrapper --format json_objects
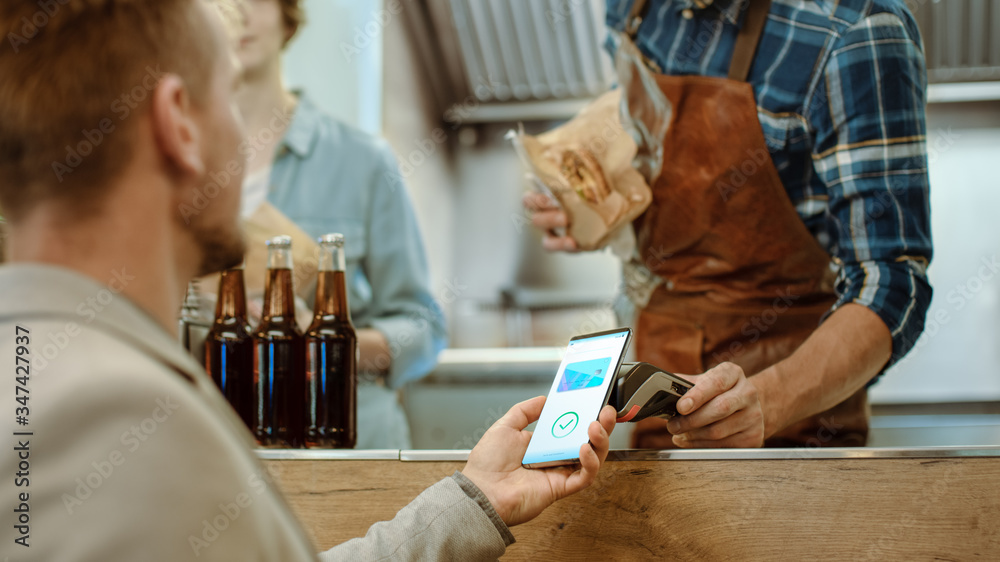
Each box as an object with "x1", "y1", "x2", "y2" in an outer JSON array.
[
  {"x1": 199, "y1": 202, "x2": 320, "y2": 301},
  {"x1": 512, "y1": 89, "x2": 652, "y2": 251}
]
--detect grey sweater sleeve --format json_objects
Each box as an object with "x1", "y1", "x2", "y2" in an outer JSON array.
[{"x1": 317, "y1": 474, "x2": 513, "y2": 561}]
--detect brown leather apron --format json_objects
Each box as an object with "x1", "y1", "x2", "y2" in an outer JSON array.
[{"x1": 623, "y1": 0, "x2": 869, "y2": 448}]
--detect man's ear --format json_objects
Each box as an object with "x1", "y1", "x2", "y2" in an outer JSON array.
[{"x1": 150, "y1": 75, "x2": 205, "y2": 178}]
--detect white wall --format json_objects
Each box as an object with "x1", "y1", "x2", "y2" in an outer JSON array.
[
  {"x1": 283, "y1": 0, "x2": 383, "y2": 134},
  {"x1": 381, "y1": 16, "x2": 458, "y2": 323},
  {"x1": 870, "y1": 101, "x2": 1000, "y2": 403},
  {"x1": 449, "y1": 131, "x2": 623, "y2": 307}
]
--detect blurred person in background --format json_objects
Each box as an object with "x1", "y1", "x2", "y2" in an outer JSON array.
[
  {"x1": 0, "y1": 0, "x2": 616, "y2": 558},
  {"x1": 234, "y1": 0, "x2": 446, "y2": 449}
]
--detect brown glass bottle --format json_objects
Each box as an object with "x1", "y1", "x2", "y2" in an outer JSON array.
[
  {"x1": 252, "y1": 235, "x2": 305, "y2": 448},
  {"x1": 205, "y1": 266, "x2": 253, "y2": 431},
  {"x1": 305, "y1": 234, "x2": 358, "y2": 449}
]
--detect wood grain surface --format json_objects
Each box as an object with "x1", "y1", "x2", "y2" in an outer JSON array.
[{"x1": 264, "y1": 457, "x2": 1000, "y2": 560}]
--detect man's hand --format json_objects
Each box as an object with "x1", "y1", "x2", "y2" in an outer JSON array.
[
  {"x1": 666, "y1": 362, "x2": 765, "y2": 448},
  {"x1": 522, "y1": 193, "x2": 578, "y2": 252},
  {"x1": 462, "y1": 396, "x2": 616, "y2": 527}
]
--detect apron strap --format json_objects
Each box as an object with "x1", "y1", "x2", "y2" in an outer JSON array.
[
  {"x1": 626, "y1": 0, "x2": 771, "y2": 80},
  {"x1": 728, "y1": 0, "x2": 773, "y2": 82}
]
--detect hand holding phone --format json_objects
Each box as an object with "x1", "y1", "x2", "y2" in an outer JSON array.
[
  {"x1": 462, "y1": 396, "x2": 616, "y2": 526},
  {"x1": 522, "y1": 328, "x2": 632, "y2": 468}
]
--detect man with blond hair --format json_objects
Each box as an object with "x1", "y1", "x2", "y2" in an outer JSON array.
[{"x1": 0, "y1": 1, "x2": 616, "y2": 559}]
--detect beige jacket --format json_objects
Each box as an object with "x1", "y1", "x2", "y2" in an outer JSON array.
[{"x1": 0, "y1": 264, "x2": 512, "y2": 561}]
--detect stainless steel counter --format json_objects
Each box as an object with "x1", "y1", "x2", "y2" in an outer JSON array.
[
  {"x1": 409, "y1": 348, "x2": 1000, "y2": 449},
  {"x1": 257, "y1": 445, "x2": 1000, "y2": 462},
  {"x1": 427, "y1": 347, "x2": 565, "y2": 383}
]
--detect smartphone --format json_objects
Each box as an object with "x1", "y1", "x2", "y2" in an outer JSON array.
[{"x1": 522, "y1": 327, "x2": 633, "y2": 469}]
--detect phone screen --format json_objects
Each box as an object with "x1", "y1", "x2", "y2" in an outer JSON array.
[{"x1": 522, "y1": 328, "x2": 631, "y2": 468}]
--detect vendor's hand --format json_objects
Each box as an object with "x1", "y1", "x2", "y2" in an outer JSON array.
[
  {"x1": 666, "y1": 362, "x2": 765, "y2": 448},
  {"x1": 462, "y1": 396, "x2": 616, "y2": 527},
  {"x1": 522, "y1": 193, "x2": 578, "y2": 252}
]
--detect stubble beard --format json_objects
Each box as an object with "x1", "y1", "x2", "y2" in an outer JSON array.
[
  {"x1": 192, "y1": 217, "x2": 246, "y2": 277},
  {"x1": 187, "y1": 163, "x2": 247, "y2": 276},
  {"x1": 190, "y1": 118, "x2": 249, "y2": 277}
]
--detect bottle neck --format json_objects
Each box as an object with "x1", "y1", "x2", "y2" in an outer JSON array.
[
  {"x1": 313, "y1": 271, "x2": 350, "y2": 320},
  {"x1": 317, "y1": 241, "x2": 346, "y2": 272},
  {"x1": 267, "y1": 244, "x2": 294, "y2": 270},
  {"x1": 313, "y1": 243, "x2": 350, "y2": 321},
  {"x1": 262, "y1": 246, "x2": 296, "y2": 322},
  {"x1": 214, "y1": 268, "x2": 248, "y2": 320}
]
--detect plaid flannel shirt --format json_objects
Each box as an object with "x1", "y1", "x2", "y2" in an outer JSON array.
[{"x1": 606, "y1": 0, "x2": 933, "y2": 370}]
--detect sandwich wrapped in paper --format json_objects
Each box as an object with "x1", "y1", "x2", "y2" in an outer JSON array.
[
  {"x1": 510, "y1": 31, "x2": 672, "y2": 253},
  {"x1": 510, "y1": 89, "x2": 652, "y2": 252}
]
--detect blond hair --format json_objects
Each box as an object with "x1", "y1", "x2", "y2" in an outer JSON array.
[{"x1": 0, "y1": 0, "x2": 219, "y2": 219}]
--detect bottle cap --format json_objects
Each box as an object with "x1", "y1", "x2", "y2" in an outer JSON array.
[
  {"x1": 266, "y1": 235, "x2": 293, "y2": 247},
  {"x1": 318, "y1": 233, "x2": 345, "y2": 246}
]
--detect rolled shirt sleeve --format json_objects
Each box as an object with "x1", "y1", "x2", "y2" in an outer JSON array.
[{"x1": 807, "y1": 9, "x2": 933, "y2": 369}]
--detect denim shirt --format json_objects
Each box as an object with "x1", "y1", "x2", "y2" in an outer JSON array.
[{"x1": 267, "y1": 95, "x2": 447, "y2": 389}]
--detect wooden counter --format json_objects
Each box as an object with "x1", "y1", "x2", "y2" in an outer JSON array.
[{"x1": 261, "y1": 448, "x2": 1000, "y2": 560}]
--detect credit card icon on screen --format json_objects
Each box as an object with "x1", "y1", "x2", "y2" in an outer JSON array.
[{"x1": 557, "y1": 357, "x2": 612, "y2": 392}]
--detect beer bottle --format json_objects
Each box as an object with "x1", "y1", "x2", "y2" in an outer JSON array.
[
  {"x1": 253, "y1": 235, "x2": 305, "y2": 448},
  {"x1": 204, "y1": 265, "x2": 253, "y2": 431},
  {"x1": 305, "y1": 234, "x2": 358, "y2": 449}
]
